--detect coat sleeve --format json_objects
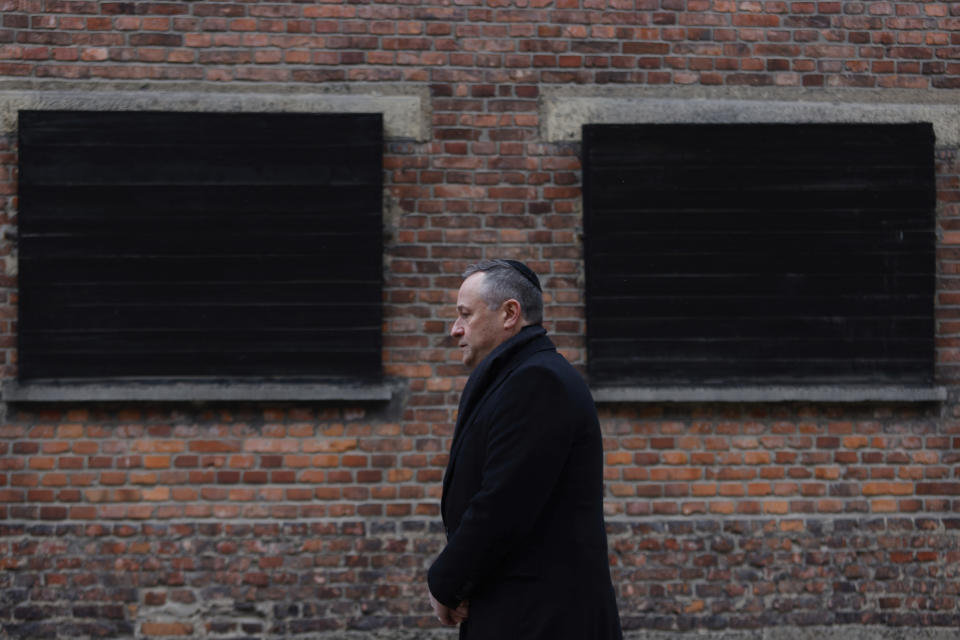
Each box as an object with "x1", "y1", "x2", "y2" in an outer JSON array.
[{"x1": 427, "y1": 363, "x2": 577, "y2": 608}]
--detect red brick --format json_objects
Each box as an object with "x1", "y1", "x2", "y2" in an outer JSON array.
[
  {"x1": 142, "y1": 622, "x2": 193, "y2": 636},
  {"x1": 0, "y1": 1, "x2": 957, "y2": 631}
]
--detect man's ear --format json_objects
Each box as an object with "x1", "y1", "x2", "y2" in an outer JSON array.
[{"x1": 501, "y1": 299, "x2": 522, "y2": 330}]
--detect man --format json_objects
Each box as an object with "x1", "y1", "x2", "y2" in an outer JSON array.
[{"x1": 427, "y1": 259, "x2": 622, "y2": 639}]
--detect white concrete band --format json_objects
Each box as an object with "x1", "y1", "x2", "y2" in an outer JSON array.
[
  {"x1": 0, "y1": 80, "x2": 429, "y2": 141},
  {"x1": 542, "y1": 87, "x2": 960, "y2": 145},
  {"x1": 591, "y1": 385, "x2": 947, "y2": 404}
]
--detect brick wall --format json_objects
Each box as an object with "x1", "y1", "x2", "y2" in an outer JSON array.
[{"x1": 1, "y1": 1, "x2": 960, "y2": 637}]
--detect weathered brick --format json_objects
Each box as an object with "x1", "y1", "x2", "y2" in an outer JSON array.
[
  {"x1": 0, "y1": 1, "x2": 957, "y2": 634},
  {"x1": 142, "y1": 621, "x2": 193, "y2": 636}
]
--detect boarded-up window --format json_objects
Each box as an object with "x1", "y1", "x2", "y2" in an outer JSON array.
[
  {"x1": 18, "y1": 110, "x2": 383, "y2": 381},
  {"x1": 583, "y1": 123, "x2": 935, "y2": 386}
]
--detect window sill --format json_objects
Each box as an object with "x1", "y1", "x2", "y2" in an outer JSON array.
[
  {"x1": 590, "y1": 385, "x2": 947, "y2": 404},
  {"x1": 2, "y1": 379, "x2": 394, "y2": 403}
]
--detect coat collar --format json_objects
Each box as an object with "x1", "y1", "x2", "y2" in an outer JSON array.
[
  {"x1": 453, "y1": 324, "x2": 548, "y2": 439},
  {"x1": 441, "y1": 325, "x2": 553, "y2": 524}
]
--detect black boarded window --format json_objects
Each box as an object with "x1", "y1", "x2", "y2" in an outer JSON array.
[
  {"x1": 583, "y1": 123, "x2": 935, "y2": 386},
  {"x1": 18, "y1": 110, "x2": 383, "y2": 381}
]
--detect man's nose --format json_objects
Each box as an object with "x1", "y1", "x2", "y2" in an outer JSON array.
[{"x1": 451, "y1": 320, "x2": 463, "y2": 337}]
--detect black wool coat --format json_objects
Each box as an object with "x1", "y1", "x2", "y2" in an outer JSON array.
[{"x1": 428, "y1": 325, "x2": 622, "y2": 640}]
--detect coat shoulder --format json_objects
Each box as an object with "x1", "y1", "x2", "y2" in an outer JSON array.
[{"x1": 513, "y1": 350, "x2": 595, "y2": 408}]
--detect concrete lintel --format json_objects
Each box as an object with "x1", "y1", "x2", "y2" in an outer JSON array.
[
  {"x1": 542, "y1": 86, "x2": 960, "y2": 145},
  {"x1": 591, "y1": 385, "x2": 947, "y2": 404},
  {"x1": 0, "y1": 80, "x2": 429, "y2": 141},
  {"x1": 2, "y1": 379, "x2": 394, "y2": 403}
]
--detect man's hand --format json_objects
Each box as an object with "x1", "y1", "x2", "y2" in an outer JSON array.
[{"x1": 429, "y1": 590, "x2": 469, "y2": 626}]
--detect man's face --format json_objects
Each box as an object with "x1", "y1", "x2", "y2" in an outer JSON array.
[{"x1": 451, "y1": 272, "x2": 506, "y2": 370}]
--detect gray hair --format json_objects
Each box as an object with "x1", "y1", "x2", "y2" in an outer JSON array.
[{"x1": 463, "y1": 259, "x2": 544, "y2": 325}]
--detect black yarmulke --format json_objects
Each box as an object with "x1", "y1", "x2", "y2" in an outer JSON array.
[{"x1": 503, "y1": 259, "x2": 542, "y2": 292}]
